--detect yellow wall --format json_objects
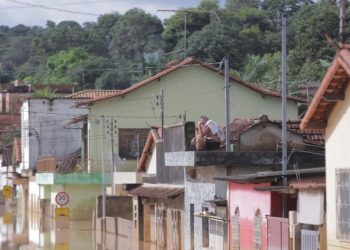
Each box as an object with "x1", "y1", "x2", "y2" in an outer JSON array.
[
  {"x1": 326, "y1": 85, "x2": 350, "y2": 249},
  {"x1": 88, "y1": 65, "x2": 299, "y2": 171}
]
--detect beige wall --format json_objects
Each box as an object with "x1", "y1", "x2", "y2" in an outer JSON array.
[
  {"x1": 326, "y1": 85, "x2": 350, "y2": 249},
  {"x1": 88, "y1": 65, "x2": 299, "y2": 171}
]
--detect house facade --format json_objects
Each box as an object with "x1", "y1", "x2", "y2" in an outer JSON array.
[
  {"x1": 301, "y1": 47, "x2": 350, "y2": 249},
  {"x1": 80, "y1": 57, "x2": 302, "y2": 173}
]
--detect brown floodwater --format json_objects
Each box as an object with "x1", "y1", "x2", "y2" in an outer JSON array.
[{"x1": 0, "y1": 201, "x2": 157, "y2": 250}]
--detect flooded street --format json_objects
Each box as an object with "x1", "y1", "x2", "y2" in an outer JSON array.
[{"x1": 0, "y1": 201, "x2": 152, "y2": 250}]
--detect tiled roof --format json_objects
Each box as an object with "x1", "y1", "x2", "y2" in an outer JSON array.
[
  {"x1": 136, "y1": 128, "x2": 161, "y2": 172},
  {"x1": 78, "y1": 57, "x2": 304, "y2": 106},
  {"x1": 13, "y1": 138, "x2": 21, "y2": 163},
  {"x1": 227, "y1": 115, "x2": 325, "y2": 145},
  {"x1": 128, "y1": 184, "x2": 184, "y2": 199},
  {"x1": 290, "y1": 178, "x2": 326, "y2": 189},
  {"x1": 64, "y1": 89, "x2": 121, "y2": 99},
  {"x1": 301, "y1": 47, "x2": 350, "y2": 130}
]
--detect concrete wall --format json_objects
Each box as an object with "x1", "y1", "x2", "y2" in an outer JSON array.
[
  {"x1": 21, "y1": 99, "x2": 87, "y2": 171},
  {"x1": 96, "y1": 195, "x2": 133, "y2": 220},
  {"x1": 239, "y1": 123, "x2": 305, "y2": 151},
  {"x1": 184, "y1": 166, "x2": 227, "y2": 250},
  {"x1": 88, "y1": 65, "x2": 299, "y2": 171},
  {"x1": 325, "y1": 85, "x2": 350, "y2": 249}
]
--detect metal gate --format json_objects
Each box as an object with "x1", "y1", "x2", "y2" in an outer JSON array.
[{"x1": 267, "y1": 216, "x2": 289, "y2": 250}]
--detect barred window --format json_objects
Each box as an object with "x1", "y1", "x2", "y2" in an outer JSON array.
[
  {"x1": 118, "y1": 128, "x2": 149, "y2": 159},
  {"x1": 336, "y1": 169, "x2": 350, "y2": 241},
  {"x1": 254, "y1": 209, "x2": 262, "y2": 250}
]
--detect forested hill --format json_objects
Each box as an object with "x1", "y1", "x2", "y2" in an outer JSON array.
[{"x1": 0, "y1": 0, "x2": 342, "y2": 91}]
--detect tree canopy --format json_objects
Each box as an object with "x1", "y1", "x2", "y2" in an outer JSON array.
[{"x1": 0, "y1": 0, "x2": 345, "y2": 91}]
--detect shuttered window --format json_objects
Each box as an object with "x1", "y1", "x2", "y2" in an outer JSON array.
[{"x1": 336, "y1": 169, "x2": 350, "y2": 241}]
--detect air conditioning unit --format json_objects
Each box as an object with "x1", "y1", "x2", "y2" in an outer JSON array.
[{"x1": 301, "y1": 229, "x2": 319, "y2": 250}]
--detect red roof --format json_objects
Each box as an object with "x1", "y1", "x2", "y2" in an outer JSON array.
[
  {"x1": 136, "y1": 128, "x2": 161, "y2": 172},
  {"x1": 64, "y1": 89, "x2": 121, "y2": 99},
  {"x1": 228, "y1": 115, "x2": 324, "y2": 145},
  {"x1": 128, "y1": 184, "x2": 184, "y2": 199},
  {"x1": 300, "y1": 47, "x2": 350, "y2": 130},
  {"x1": 78, "y1": 57, "x2": 304, "y2": 106},
  {"x1": 290, "y1": 177, "x2": 325, "y2": 189}
]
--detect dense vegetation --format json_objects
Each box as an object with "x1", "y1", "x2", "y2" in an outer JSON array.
[{"x1": 0, "y1": 0, "x2": 343, "y2": 91}]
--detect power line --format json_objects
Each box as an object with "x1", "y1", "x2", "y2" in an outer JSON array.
[
  {"x1": 4, "y1": 0, "x2": 101, "y2": 16},
  {"x1": 0, "y1": 0, "x2": 118, "y2": 10}
]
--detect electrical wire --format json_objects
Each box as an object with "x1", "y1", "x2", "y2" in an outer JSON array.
[{"x1": 4, "y1": 0, "x2": 101, "y2": 16}]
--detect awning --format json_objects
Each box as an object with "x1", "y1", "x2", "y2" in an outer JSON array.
[{"x1": 128, "y1": 184, "x2": 184, "y2": 199}]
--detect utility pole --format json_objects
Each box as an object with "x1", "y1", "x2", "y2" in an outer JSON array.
[
  {"x1": 110, "y1": 118, "x2": 116, "y2": 172},
  {"x1": 281, "y1": 13, "x2": 288, "y2": 218},
  {"x1": 160, "y1": 89, "x2": 164, "y2": 139},
  {"x1": 224, "y1": 58, "x2": 231, "y2": 152},
  {"x1": 99, "y1": 116, "x2": 106, "y2": 223}
]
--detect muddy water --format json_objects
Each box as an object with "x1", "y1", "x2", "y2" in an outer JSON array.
[{"x1": 0, "y1": 202, "x2": 156, "y2": 250}]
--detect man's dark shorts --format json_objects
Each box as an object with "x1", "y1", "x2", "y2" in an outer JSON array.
[{"x1": 205, "y1": 138, "x2": 221, "y2": 150}]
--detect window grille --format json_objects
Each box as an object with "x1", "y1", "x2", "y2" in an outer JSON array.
[{"x1": 336, "y1": 169, "x2": 350, "y2": 241}]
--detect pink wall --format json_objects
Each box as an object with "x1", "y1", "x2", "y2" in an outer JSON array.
[{"x1": 228, "y1": 181, "x2": 272, "y2": 250}]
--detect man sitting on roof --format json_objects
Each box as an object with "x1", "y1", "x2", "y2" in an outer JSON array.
[{"x1": 191, "y1": 115, "x2": 225, "y2": 151}]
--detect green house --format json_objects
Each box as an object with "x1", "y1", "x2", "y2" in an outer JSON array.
[{"x1": 80, "y1": 57, "x2": 301, "y2": 173}]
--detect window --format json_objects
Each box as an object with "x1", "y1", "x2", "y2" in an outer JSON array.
[
  {"x1": 232, "y1": 207, "x2": 240, "y2": 250},
  {"x1": 336, "y1": 169, "x2": 350, "y2": 241},
  {"x1": 118, "y1": 128, "x2": 149, "y2": 159},
  {"x1": 254, "y1": 209, "x2": 262, "y2": 250}
]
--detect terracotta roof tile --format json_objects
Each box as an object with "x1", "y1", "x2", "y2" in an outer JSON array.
[
  {"x1": 290, "y1": 177, "x2": 325, "y2": 189},
  {"x1": 301, "y1": 47, "x2": 350, "y2": 130},
  {"x1": 128, "y1": 184, "x2": 184, "y2": 199},
  {"x1": 64, "y1": 89, "x2": 121, "y2": 99},
  {"x1": 227, "y1": 116, "x2": 325, "y2": 145},
  {"x1": 78, "y1": 57, "x2": 304, "y2": 106}
]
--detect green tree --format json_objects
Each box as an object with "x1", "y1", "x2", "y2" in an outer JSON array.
[
  {"x1": 163, "y1": 1, "x2": 219, "y2": 53},
  {"x1": 225, "y1": 0, "x2": 261, "y2": 12},
  {"x1": 32, "y1": 21, "x2": 86, "y2": 55},
  {"x1": 289, "y1": 0, "x2": 338, "y2": 80},
  {"x1": 109, "y1": 8, "x2": 163, "y2": 72},
  {"x1": 95, "y1": 71, "x2": 131, "y2": 90}
]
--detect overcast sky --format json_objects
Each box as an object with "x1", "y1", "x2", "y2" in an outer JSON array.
[{"x1": 0, "y1": 0, "x2": 225, "y2": 27}]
